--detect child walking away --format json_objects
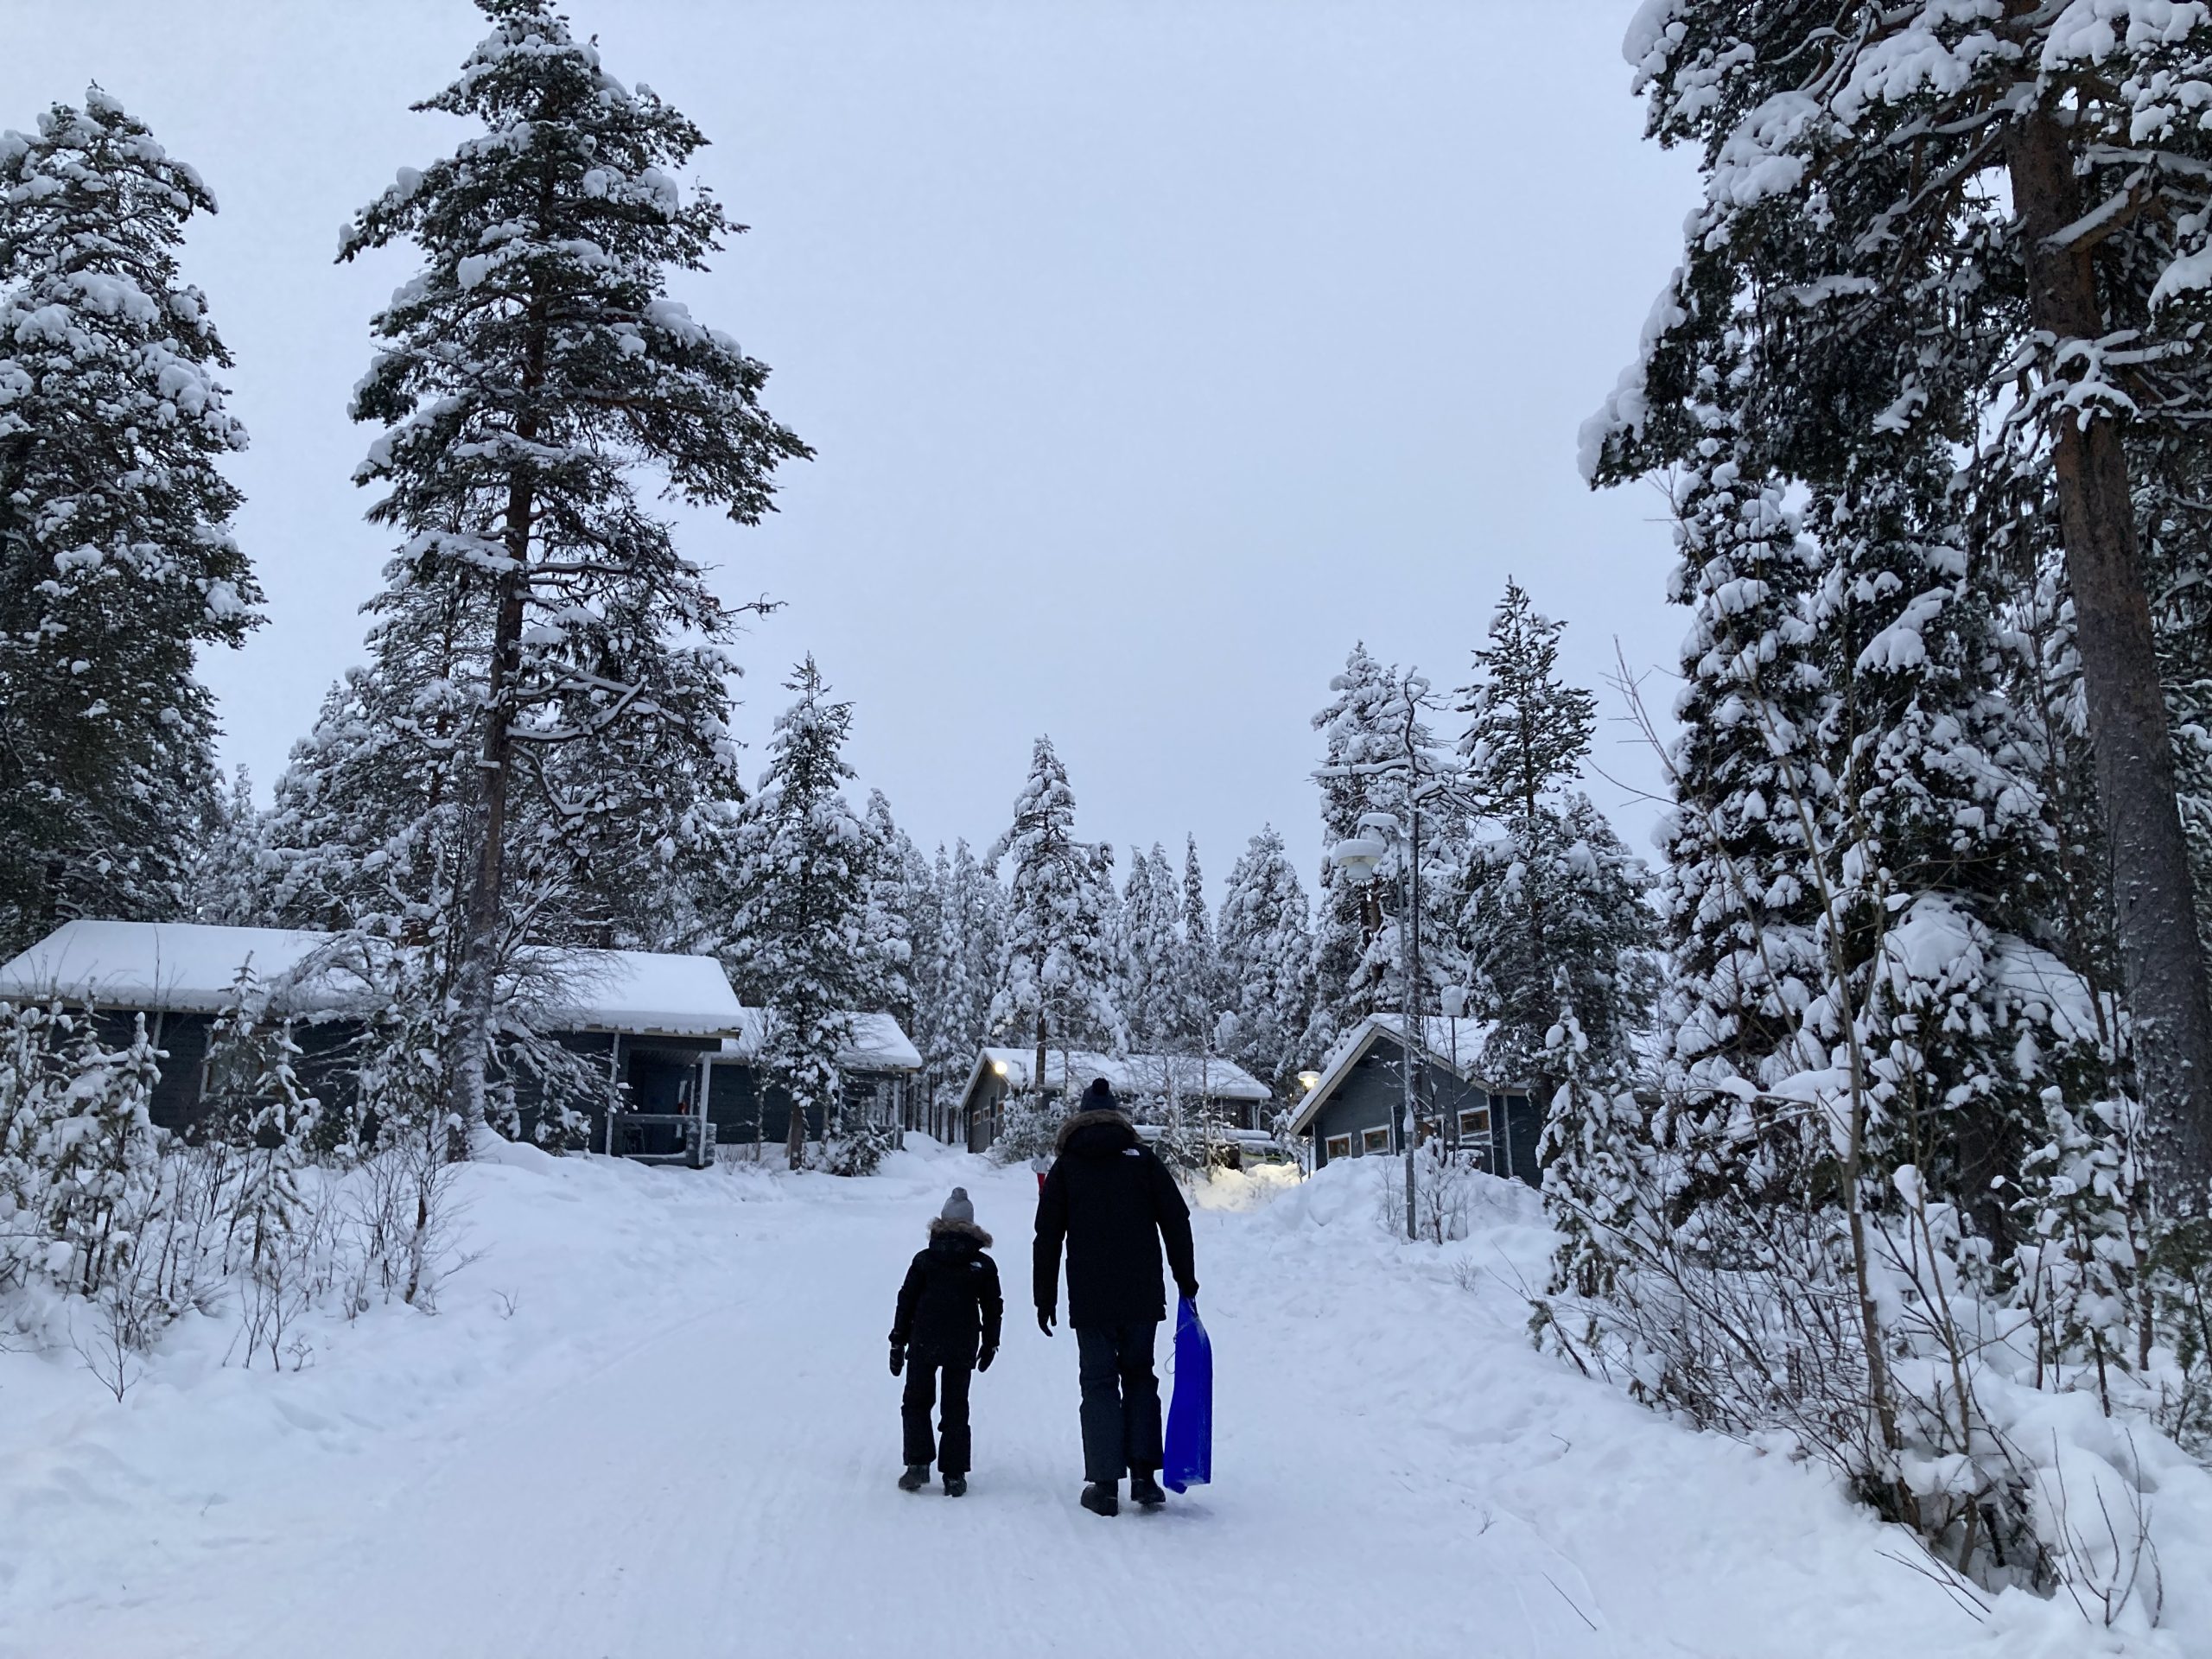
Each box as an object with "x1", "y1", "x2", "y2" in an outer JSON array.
[{"x1": 890, "y1": 1187, "x2": 1002, "y2": 1497}]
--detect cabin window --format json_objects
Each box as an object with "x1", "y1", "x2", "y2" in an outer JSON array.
[
  {"x1": 1459, "y1": 1107, "x2": 1491, "y2": 1139},
  {"x1": 1325, "y1": 1134, "x2": 1352, "y2": 1161},
  {"x1": 1415, "y1": 1116, "x2": 1443, "y2": 1144},
  {"x1": 1362, "y1": 1126, "x2": 1392, "y2": 1156}
]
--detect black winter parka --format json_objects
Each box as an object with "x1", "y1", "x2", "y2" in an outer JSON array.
[
  {"x1": 1033, "y1": 1109, "x2": 1198, "y2": 1329},
  {"x1": 891, "y1": 1219, "x2": 1003, "y2": 1368}
]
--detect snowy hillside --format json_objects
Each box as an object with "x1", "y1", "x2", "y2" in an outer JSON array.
[{"x1": 4, "y1": 1146, "x2": 2196, "y2": 1658}]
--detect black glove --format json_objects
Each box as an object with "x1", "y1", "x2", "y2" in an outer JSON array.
[
  {"x1": 1037, "y1": 1306, "x2": 1056, "y2": 1338},
  {"x1": 889, "y1": 1344, "x2": 905, "y2": 1376},
  {"x1": 1177, "y1": 1279, "x2": 1199, "y2": 1304},
  {"x1": 978, "y1": 1345, "x2": 996, "y2": 1373}
]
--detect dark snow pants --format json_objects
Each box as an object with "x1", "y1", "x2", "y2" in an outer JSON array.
[
  {"x1": 901, "y1": 1363, "x2": 972, "y2": 1476},
  {"x1": 1076, "y1": 1321, "x2": 1162, "y2": 1482}
]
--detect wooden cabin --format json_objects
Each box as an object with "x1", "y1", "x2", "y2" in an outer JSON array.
[
  {"x1": 1286, "y1": 1014, "x2": 1539, "y2": 1186},
  {"x1": 0, "y1": 921, "x2": 918, "y2": 1165},
  {"x1": 954, "y1": 1046, "x2": 1276, "y2": 1160},
  {"x1": 701, "y1": 1010, "x2": 922, "y2": 1154}
]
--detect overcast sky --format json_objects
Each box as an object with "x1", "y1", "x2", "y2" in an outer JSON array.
[{"x1": 7, "y1": 1, "x2": 1697, "y2": 894}]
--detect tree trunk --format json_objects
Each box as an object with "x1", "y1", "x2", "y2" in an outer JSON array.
[
  {"x1": 441, "y1": 536, "x2": 528, "y2": 1152},
  {"x1": 438, "y1": 196, "x2": 554, "y2": 1151},
  {"x1": 2009, "y1": 106, "x2": 2212, "y2": 1216},
  {"x1": 39, "y1": 855, "x2": 66, "y2": 938},
  {"x1": 1034, "y1": 1009, "x2": 1048, "y2": 1127},
  {"x1": 785, "y1": 1071, "x2": 807, "y2": 1171}
]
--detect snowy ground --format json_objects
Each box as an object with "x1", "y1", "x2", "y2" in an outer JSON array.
[{"x1": 0, "y1": 1140, "x2": 2196, "y2": 1658}]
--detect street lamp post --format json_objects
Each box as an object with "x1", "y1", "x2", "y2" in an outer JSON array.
[{"x1": 1400, "y1": 799, "x2": 1421, "y2": 1240}]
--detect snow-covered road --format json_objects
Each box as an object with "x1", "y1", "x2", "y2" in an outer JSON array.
[{"x1": 0, "y1": 1141, "x2": 2151, "y2": 1657}]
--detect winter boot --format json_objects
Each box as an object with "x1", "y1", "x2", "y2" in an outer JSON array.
[
  {"x1": 943, "y1": 1473, "x2": 967, "y2": 1497},
  {"x1": 1128, "y1": 1471, "x2": 1166, "y2": 1510},
  {"x1": 898, "y1": 1464, "x2": 931, "y2": 1492},
  {"x1": 1080, "y1": 1480, "x2": 1119, "y2": 1517}
]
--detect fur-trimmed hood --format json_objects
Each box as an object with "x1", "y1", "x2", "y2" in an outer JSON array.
[
  {"x1": 1056, "y1": 1106, "x2": 1139, "y2": 1157},
  {"x1": 928, "y1": 1216, "x2": 993, "y2": 1249}
]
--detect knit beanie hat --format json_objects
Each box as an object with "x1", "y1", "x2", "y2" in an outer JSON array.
[
  {"x1": 941, "y1": 1186, "x2": 976, "y2": 1226},
  {"x1": 1081, "y1": 1077, "x2": 1121, "y2": 1113}
]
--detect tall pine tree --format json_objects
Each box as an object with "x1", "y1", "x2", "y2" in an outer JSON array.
[
  {"x1": 922, "y1": 838, "x2": 1004, "y2": 1131},
  {"x1": 1116, "y1": 843, "x2": 1183, "y2": 1052},
  {"x1": 1304, "y1": 645, "x2": 1398, "y2": 1058},
  {"x1": 1454, "y1": 580, "x2": 1650, "y2": 1088},
  {"x1": 340, "y1": 0, "x2": 806, "y2": 1140},
  {"x1": 714, "y1": 660, "x2": 876, "y2": 1170},
  {"x1": 859, "y1": 789, "x2": 917, "y2": 1035},
  {"x1": 1215, "y1": 825, "x2": 1316, "y2": 1096},
  {"x1": 989, "y1": 737, "x2": 1121, "y2": 1102},
  {"x1": 0, "y1": 92, "x2": 261, "y2": 955},
  {"x1": 1176, "y1": 835, "x2": 1221, "y2": 1048},
  {"x1": 1599, "y1": 0, "x2": 2212, "y2": 1212}
]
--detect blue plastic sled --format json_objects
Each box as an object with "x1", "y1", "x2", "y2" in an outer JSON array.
[{"x1": 1162, "y1": 1296, "x2": 1212, "y2": 1493}]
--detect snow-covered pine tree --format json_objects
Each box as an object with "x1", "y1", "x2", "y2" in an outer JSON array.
[
  {"x1": 1576, "y1": 341, "x2": 1858, "y2": 1448},
  {"x1": 1573, "y1": 20, "x2": 2166, "y2": 1573},
  {"x1": 259, "y1": 585, "x2": 478, "y2": 943},
  {"x1": 41, "y1": 1011, "x2": 164, "y2": 1300},
  {"x1": 186, "y1": 767, "x2": 276, "y2": 928},
  {"x1": 1175, "y1": 836, "x2": 1221, "y2": 1049},
  {"x1": 2125, "y1": 338, "x2": 2212, "y2": 1003},
  {"x1": 255, "y1": 610, "x2": 612, "y2": 1149},
  {"x1": 1606, "y1": 0, "x2": 2212, "y2": 1215},
  {"x1": 1535, "y1": 997, "x2": 1645, "y2": 1299},
  {"x1": 1806, "y1": 427, "x2": 2085, "y2": 1258},
  {"x1": 1589, "y1": 357, "x2": 1833, "y2": 1168},
  {"x1": 1605, "y1": 0, "x2": 2118, "y2": 1263},
  {"x1": 0, "y1": 92, "x2": 261, "y2": 957},
  {"x1": 1454, "y1": 579, "x2": 1650, "y2": 1092},
  {"x1": 989, "y1": 737, "x2": 1121, "y2": 1130},
  {"x1": 715, "y1": 660, "x2": 875, "y2": 1171},
  {"x1": 1214, "y1": 826, "x2": 1315, "y2": 1096},
  {"x1": 198, "y1": 963, "x2": 321, "y2": 1269},
  {"x1": 905, "y1": 842, "x2": 960, "y2": 1130},
  {"x1": 894, "y1": 843, "x2": 974, "y2": 1138},
  {"x1": 1458, "y1": 579, "x2": 1595, "y2": 828},
  {"x1": 1312, "y1": 658, "x2": 1465, "y2": 1043},
  {"x1": 256, "y1": 636, "x2": 645, "y2": 1154},
  {"x1": 0, "y1": 1000, "x2": 74, "y2": 1296},
  {"x1": 1116, "y1": 844, "x2": 1182, "y2": 1052},
  {"x1": 340, "y1": 0, "x2": 807, "y2": 1141},
  {"x1": 925, "y1": 839, "x2": 1004, "y2": 1134},
  {"x1": 1303, "y1": 645, "x2": 1403, "y2": 1059},
  {"x1": 860, "y1": 790, "x2": 917, "y2": 1034}
]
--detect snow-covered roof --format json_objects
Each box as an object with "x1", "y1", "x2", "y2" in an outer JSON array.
[
  {"x1": 963, "y1": 1046, "x2": 1271, "y2": 1106},
  {"x1": 1133, "y1": 1122, "x2": 1279, "y2": 1148},
  {"x1": 0, "y1": 920, "x2": 747, "y2": 1038},
  {"x1": 543, "y1": 950, "x2": 745, "y2": 1037},
  {"x1": 1286, "y1": 1013, "x2": 1510, "y2": 1137},
  {"x1": 0, "y1": 921, "x2": 341, "y2": 1015},
  {"x1": 718, "y1": 1008, "x2": 922, "y2": 1073}
]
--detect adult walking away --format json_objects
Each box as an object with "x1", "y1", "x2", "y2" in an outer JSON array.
[{"x1": 1033, "y1": 1078, "x2": 1198, "y2": 1517}]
